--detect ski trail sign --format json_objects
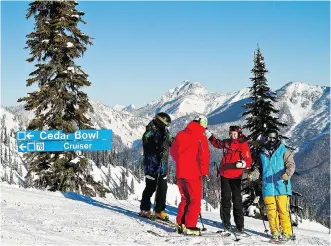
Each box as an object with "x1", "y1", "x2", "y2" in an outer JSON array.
[{"x1": 16, "y1": 129, "x2": 112, "y2": 152}]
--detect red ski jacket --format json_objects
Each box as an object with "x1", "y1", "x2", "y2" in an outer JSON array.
[
  {"x1": 170, "y1": 122, "x2": 210, "y2": 179},
  {"x1": 209, "y1": 135, "x2": 252, "y2": 179}
]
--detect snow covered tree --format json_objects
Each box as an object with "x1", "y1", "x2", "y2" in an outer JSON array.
[
  {"x1": 18, "y1": 1, "x2": 107, "y2": 197},
  {"x1": 9, "y1": 168, "x2": 14, "y2": 185},
  {"x1": 0, "y1": 115, "x2": 5, "y2": 144},
  {"x1": 122, "y1": 148, "x2": 130, "y2": 176},
  {"x1": 18, "y1": 162, "x2": 23, "y2": 177},
  {"x1": 8, "y1": 143, "x2": 12, "y2": 166},
  {"x1": 109, "y1": 149, "x2": 118, "y2": 167},
  {"x1": 4, "y1": 148, "x2": 8, "y2": 165},
  {"x1": 119, "y1": 170, "x2": 128, "y2": 199},
  {"x1": 130, "y1": 177, "x2": 135, "y2": 194},
  {"x1": 2, "y1": 171, "x2": 8, "y2": 183},
  {"x1": 3, "y1": 127, "x2": 8, "y2": 146},
  {"x1": 242, "y1": 46, "x2": 287, "y2": 141},
  {"x1": 205, "y1": 200, "x2": 209, "y2": 212},
  {"x1": 107, "y1": 164, "x2": 112, "y2": 184},
  {"x1": 0, "y1": 146, "x2": 3, "y2": 164}
]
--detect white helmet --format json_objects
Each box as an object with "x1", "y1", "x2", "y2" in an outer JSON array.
[{"x1": 193, "y1": 115, "x2": 208, "y2": 128}]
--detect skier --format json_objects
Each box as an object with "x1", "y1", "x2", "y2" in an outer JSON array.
[
  {"x1": 170, "y1": 115, "x2": 210, "y2": 236},
  {"x1": 205, "y1": 125, "x2": 252, "y2": 233},
  {"x1": 139, "y1": 112, "x2": 173, "y2": 221},
  {"x1": 248, "y1": 129, "x2": 295, "y2": 242}
]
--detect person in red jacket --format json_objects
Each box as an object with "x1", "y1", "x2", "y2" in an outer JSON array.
[
  {"x1": 205, "y1": 125, "x2": 252, "y2": 233},
  {"x1": 170, "y1": 115, "x2": 210, "y2": 236}
]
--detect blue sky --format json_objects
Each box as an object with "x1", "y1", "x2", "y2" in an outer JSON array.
[{"x1": 1, "y1": 1, "x2": 330, "y2": 108}]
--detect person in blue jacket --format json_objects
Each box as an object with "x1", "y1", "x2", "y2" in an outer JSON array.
[{"x1": 248, "y1": 129, "x2": 295, "y2": 242}]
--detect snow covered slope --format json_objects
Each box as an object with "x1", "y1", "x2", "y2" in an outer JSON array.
[{"x1": 1, "y1": 183, "x2": 329, "y2": 246}]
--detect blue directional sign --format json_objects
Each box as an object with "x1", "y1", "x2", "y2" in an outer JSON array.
[
  {"x1": 17, "y1": 140, "x2": 112, "y2": 152},
  {"x1": 16, "y1": 129, "x2": 112, "y2": 141},
  {"x1": 16, "y1": 129, "x2": 113, "y2": 152}
]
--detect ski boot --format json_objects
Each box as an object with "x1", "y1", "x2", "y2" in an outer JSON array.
[
  {"x1": 185, "y1": 227, "x2": 201, "y2": 236},
  {"x1": 139, "y1": 210, "x2": 152, "y2": 219},
  {"x1": 279, "y1": 232, "x2": 291, "y2": 242},
  {"x1": 175, "y1": 223, "x2": 186, "y2": 234},
  {"x1": 155, "y1": 210, "x2": 169, "y2": 221}
]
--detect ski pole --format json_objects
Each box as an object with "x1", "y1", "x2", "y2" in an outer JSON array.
[
  {"x1": 199, "y1": 213, "x2": 207, "y2": 231},
  {"x1": 251, "y1": 182, "x2": 269, "y2": 235},
  {"x1": 200, "y1": 176, "x2": 208, "y2": 231}
]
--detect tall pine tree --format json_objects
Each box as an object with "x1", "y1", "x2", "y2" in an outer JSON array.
[
  {"x1": 242, "y1": 46, "x2": 286, "y2": 141},
  {"x1": 241, "y1": 46, "x2": 287, "y2": 218},
  {"x1": 18, "y1": 1, "x2": 107, "y2": 197}
]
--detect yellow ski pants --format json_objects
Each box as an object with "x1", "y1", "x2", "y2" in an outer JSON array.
[{"x1": 263, "y1": 195, "x2": 292, "y2": 236}]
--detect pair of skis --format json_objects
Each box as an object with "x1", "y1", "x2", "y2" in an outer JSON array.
[{"x1": 147, "y1": 228, "x2": 251, "y2": 240}]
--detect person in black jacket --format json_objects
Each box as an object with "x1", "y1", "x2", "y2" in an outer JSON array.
[{"x1": 139, "y1": 112, "x2": 173, "y2": 221}]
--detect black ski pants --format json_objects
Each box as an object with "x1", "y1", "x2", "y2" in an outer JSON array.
[
  {"x1": 140, "y1": 175, "x2": 167, "y2": 213},
  {"x1": 220, "y1": 176, "x2": 244, "y2": 230}
]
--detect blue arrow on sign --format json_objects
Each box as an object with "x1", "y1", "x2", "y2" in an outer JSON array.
[
  {"x1": 17, "y1": 140, "x2": 112, "y2": 152},
  {"x1": 16, "y1": 129, "x2": 112, "y2": 141}
]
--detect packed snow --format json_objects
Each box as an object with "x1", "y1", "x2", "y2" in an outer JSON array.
[{"x1": 1, "y1": 183, "x2": 329, "y2": 246}]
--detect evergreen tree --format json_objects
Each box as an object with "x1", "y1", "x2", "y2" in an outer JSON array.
[
  {"x1": 0, "y1": 146, "x2": 3, "y2": 164},
  {"x1": 8, "y1": 143, "x2": 12, "y2": 166},
  {"x1": 18, "y1": 1, "x2": 107, "y2": 197},
  {"x1": 96, "y1": 152, "x2": 101, "y2": 168},
  {"x1": 4, "y1": 148, "x2": 8, "y2": 165},
  {"x1": 130, "y1": 177, "x2": 135, "y2": 194},
  {"x1": 4, "y1": 127, "x2": 8, "y2": 146},
  {"x1": 18, "y1": 162, "x2": 23, "y2": 177},
  {"x1": 242, "y1": 46, "x2": 287, "y2": 141},
  {"x1": 111, "y1": 149, "x2": 117, "y2": 167},
  {"x1": 119, "y1": 170, "x2": 128, "y2": 199},
  {"x1": 9, "y1": 168, "x2": 14, "y2": 185},
  {"x1": 0, "y1": 115, "x2": 5, "y2": 144},
  {"x1": 205, "y1": 200, "x2": 209, "y2": 212},
  {"x1": 107, "y1": 164, "x2": 112, "y2": 185},
  {"x1": 3, "y1": 171, "x2": 8, "y2": 183},
  {"x1": 122, "y1": 148, "x2": 129, "y2": 173},
  {"x1": 241, "y1": 46, "x2": 287, "y2": 217}
]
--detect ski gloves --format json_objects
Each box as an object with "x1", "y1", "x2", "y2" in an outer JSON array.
[
  {"x1": 247, "y1": 169, "x2": 260, "y2": 182},
  {"x1": 247, "y1": 170, "x2": 290, "y2": 181},
  {"x1": 235, "y1": 160, "x2": 246, "y2": 168},
  {"x1": 281, "y1": 173, "x2": 290, "y2": 181}
]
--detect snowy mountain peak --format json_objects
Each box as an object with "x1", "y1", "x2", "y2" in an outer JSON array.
[
  {"x1": 279, "y1": 81, "x2": 325, "y2": 96},
  {"x1": 277, "y1": 81, "x2": 326, "y2": 107},
  {"x1": 113, "y1": 104, "x2": 125, "y2": 111},
  {"x1": 157, "y1": 81, "x2": 208, "y2": 104},
  {"x1": 123, "y1": 104, "x2": 136, "y2": 111},
  {"x1": 170, "y1": 80, "x2": 208, "y2": 96},
  {"x1": 113, "y1": 104, "x2": 136, "y2": 112}
]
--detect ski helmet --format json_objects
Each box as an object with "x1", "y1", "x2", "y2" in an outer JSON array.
[
  {"x1": 155, "y1": 112, "x2": 171, "y2": 128},
  {"x1": 229, "y1": 125, "x2": 242, "y2": 137},
  {"x1": 193, "y1": 115, "x2": 208, "y2": 128}
]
